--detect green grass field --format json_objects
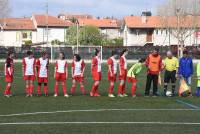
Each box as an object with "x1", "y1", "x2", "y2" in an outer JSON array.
[{"x1": 0, "y1": 63, "x2": 200, "y2": 134}]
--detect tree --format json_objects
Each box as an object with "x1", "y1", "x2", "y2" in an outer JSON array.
[
  {"x1": 0, "y1": 0, "x2": 10, "y2": 18},
  {"x1": 80, "y1": 25, "x2": 102, "y2": 45},
  {"x1": 157, "y1": 0, "x2": 200, "y2": 57},
  {"x1": 65, "y1": 26, "x2": 78, "y2": 45}
]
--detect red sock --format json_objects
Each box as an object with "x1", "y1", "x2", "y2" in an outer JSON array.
[
  {"x1": 80, "y1": 86, "x2": 86, "y2": 95},
  {"x1": 30, "y1": 85, "x2": 34, "y2": 94},
  {"x1": 95, "y1": 85, "x2": 99, "y2": 94},
  {"x1": 131, "y1": 84, "x2": 137, "y2": 96},
  {"x1": 25, "y1": 86, "x2": 29, "y2": 94},
  {"x1": 122, "y1": 84, "x2": 126, "y2": 94},
  {"x1": 62, "y1": 83, "x2": 67, "y2": 95},
  {"x1": 118, "y1": 85, "x2": 123, "y2": 95},
  {"x1": 54, "y1": 84, "x2": 59, "y2": 95},
  {"x1": 109, "y1": 85, "x2": 114, "y2": 94},
  {"x1": 70, "y1": 86, "x2": 76, "y2": 94},
  {"x1": 44, "y1": 86, "x2": 48, "y2": 95},
  {"x1": 4, "y1": 85, "x2": 11, "y2": 95},
  {"x1": 37, "y1": 86, "x2": 41, "y2": 95},
  {"x1": 91, "y1": 84, "x2": 97, "y2": 94}
]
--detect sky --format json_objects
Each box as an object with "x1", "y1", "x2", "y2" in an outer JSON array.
[{"x1": 10, "y1": 0, "x2": 166, "y2": 18}]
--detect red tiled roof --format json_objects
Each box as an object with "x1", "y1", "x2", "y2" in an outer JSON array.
[
  {"x1": 58, "y1": 13, "x2": 94, "y2": 20},
  {"x1": 124, "y1": 16, "x2": 200, "y2": 28},
  {"x1": 33, "y1": 14, "x2": 73, "y2": 27},
  {"x1": 78, "y1": 18, "x2": 120, "y2": 28},
  {"x1": 0, "y1": 18, "x2": 36, "y2": 30}
]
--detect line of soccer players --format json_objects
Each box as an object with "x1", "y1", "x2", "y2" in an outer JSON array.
[{"x1": 3, "y1": 48, "x2": 200, "y2": 98}]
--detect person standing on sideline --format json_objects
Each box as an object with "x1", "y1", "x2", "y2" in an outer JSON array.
[
  {"x1": 127, "y1": 58, "x2": 146, "y2": 98},
  {"x1": 4, "y1": 51, "x2": 15, "y2": 98},
  {"x1": 163, "y1": 51, "x2": 179, "y2": 96},
  {"x1": 22, "y1": 51, "x2": 37, "y2": 97},
  {"x1": 107, "y1": 50, "x2": 118, "y2": 98},
  {"x1": 118, "y1": 49, "x2": 128, "y2": 97},
  {"x1": 145, "y1": 48, "x2": 162, "y2": 97},
  {"x1": 196, "y1": 61, "x2": 200, "y2": 96},
  {"x1": 90, "y1": 49, "x2": 102, "y2": 97},
  {"x1": 178, "y1": 50, "x2": 193, "y2": 89},
  {"x1": 36, "y1": 51, "x2": 49, "y2": 97}
]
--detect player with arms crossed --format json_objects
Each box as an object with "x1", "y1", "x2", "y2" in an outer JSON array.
[
  {"x1": 4, "y1": 51, "x2": 14, "y2": 98},
  {"x1": 90, "y1": 49, "x2": 101, "y2": 97},
  {"x1": 36, "y1": 51, "x2": 49, "y2": 96},
  {"x1": 54, "y1": 52, "x2": 69, "y2": 97},
  {"x1": 22, "y1": 51, "x2": 36, "y2": 97},
  {"x1": 70, "y1": 54, "x2": 86, "y2": 95}
]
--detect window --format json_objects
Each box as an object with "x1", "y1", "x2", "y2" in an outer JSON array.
[
  {"x1": 166, "y1": 29, "x2": 168, "y2": 35},
  {"x1": 156, "y1": 29, "x2": 158, "y2": 35},
  {"x1": 44, "y1": 28, "x2": 51, "y2": 36},
  {"x1": 22, "y1": 33, "x2": 28, "y2": 39},
  {"x1": 161, "y1": 29, "x2": 163, "y2": 35}
]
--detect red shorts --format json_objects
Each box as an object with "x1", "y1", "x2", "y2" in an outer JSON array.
[
  {"x1": 55, "y1": 73, "x2": 66, "y2": 81},
  {"x1": 128, "y1": 77, "x2": 137, "y2": 83},
  {"x1": 24, "y1": 75, "x2": 35, "y2": 81},
  {"x1": 108, "y1": 73, "x2": 117, "y2": 82},
  {"x1": 38, "y1": 77, "x2": 48, "y2": 83},
  {"x1": 92, "y1": 72, "x2": 101, "y2": 81},
  {"x1": 119, "y1": 70, "x2": 127, "y2": 80},
  {"x1": 5, "y1": 75, "x2": 13, "y2": 83},
  {"x1": 73, "y1": 75, "x2": 84, "y2": 82}
]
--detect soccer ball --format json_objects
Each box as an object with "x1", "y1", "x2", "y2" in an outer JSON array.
[{"x1": 166, "y1": 90, "x2": 172, "y2": 97}]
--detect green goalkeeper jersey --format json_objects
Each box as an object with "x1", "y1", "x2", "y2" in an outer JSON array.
[{"x1": 127, "y1": 63, "x2": 143, "y2": 78}]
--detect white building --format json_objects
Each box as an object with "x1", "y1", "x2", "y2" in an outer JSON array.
[
  {"x1": 0, "y1": 18, "x2": 37, "y2": 47},
  {"x1": 32, "y1": 14, "x2": 73, "y2": 44},
  {"x1": 123, "y1": 15, "x2": 200, "y2": 46}
]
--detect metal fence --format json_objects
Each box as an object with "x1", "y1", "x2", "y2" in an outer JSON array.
[{"x1": 0, "y1": 45, "x2": 200, "y2": 60}]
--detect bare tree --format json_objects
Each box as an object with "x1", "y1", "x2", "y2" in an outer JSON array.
[
  {"x1": 0, "y1": 0, "x2": 10, "y2": 18},
  {"x1": 157, "y1": 0, "x2": 200, "y2": 57}
]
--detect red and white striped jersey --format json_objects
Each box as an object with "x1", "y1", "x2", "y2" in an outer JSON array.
[
  {"x1": 4, "y1": 58, "x2": 14, "y2": 76},
  {"x1": 119, "y1": 55, "x2": 127, "y2": 71},
  {"x1": 72, "y1": 60, "x2": 85, "y2": 76},
  {"x1": 107, "y1": 57, "x2": 118, "y2": 74},
  {"x1": 92, "y1": 56, "x2": 101, "y2": 73},
  {"x1": 55, "y1": 59, "x2": 67, "y2": 73},
  {"x1": 37, "y1": 58, "x2": 49, "y2": 78},
  {"x1": 22, "y1": 57, "x2": 36, "y2": 76}
]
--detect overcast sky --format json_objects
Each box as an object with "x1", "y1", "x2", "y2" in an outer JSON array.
[{"x1": 10, "y1": 0, "x2": 166, "y2": 18}]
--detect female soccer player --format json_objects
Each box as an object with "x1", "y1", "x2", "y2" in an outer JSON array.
[
  {"x1": 127, "y1": 58, "x2": 146, "y2": 97},
  {"x1": 118, "y1": 49, "x2": 128, "y2": 97},
  {"x1": 36, "y1": 51, "x2": 49, "y2": 96},
  {"x1": 54, "y1": 52, "x2": 69, "y2": 97},
  {"x1": 90, "y1": 49, "x2": 101, "y2": 97},
  {"x1": 22, "y1": 51, "x2": 36, "y2": 97},
  {"x1": 107, "y1": 50, "x2": 118, "y2": 98},
  {"x1": 4, "y1": 51, "x2": 14, "y2": 98},
  {"x1": 70, "y1": 54, "x2": 86, "y2": 95}
]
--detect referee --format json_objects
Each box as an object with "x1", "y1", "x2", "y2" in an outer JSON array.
[{"x1": 163, "y1": 51, "x2": 179, "y2": 96}]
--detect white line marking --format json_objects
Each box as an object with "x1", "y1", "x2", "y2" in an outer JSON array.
[
  {"x1": 0, "y1": 109, "x2": 199, "y2": 117},
  {"x1": 0, "y1": 121, "x2": 200, "y2": 126}
]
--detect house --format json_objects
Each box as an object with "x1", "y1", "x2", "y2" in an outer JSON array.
[
  {"x1": 123, "y1": 14, "x2": 200, "y2": 46},
  {"x1": 58, "y1": 13, "x2": 94, "y2": 21},
  {"x1": 78, "y1": 18, "x2": 121, "y2": 39},
  {"x1": 0, "y1": 18, "x2": 36, "y2": 47},
  {"x1": 32, "y1": 14, "x2": 73, "y2": 44}
]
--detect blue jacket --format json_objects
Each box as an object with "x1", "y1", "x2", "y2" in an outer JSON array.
[{"x1": 178, "y1": 57, "x2": 193, "y2": 78}]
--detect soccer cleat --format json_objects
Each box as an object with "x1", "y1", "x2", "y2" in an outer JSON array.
[
  {"x1": 30, "y1": 94, "x2": 33, "y2": 97},
  {"x1": 90, "y1": 92, "x2": 94, "y2": 97},
  {"x1": 123, "y1": 93, "x2": 128, "y2": 97},
  {"x1": 54, "y1": 94, "x2": 58, "y2": 97},
  {"x1": 117, "y1": 94, "x2": 124, "y2": 98},
  {"x1": 94, "y1": 93, "x2": 101, "y2": 97},
  {"x1": 26, "y1": 94, "x2": 30, "y2": 97},
  {"x1": 108, "y1": 94, "x2": 115, "y2": 98},
  {"x1": 132, "y1": 95, "x2": 137, "y2": 98},
  {"x1": 44, "y1": 94, "x2": 48, "y2": 97},
  {"x1": 64, "y1": 94, "x2": 69, "y2": 98},
  {"x1": 4, "y1": 95, "x2": 10, "y2": 98}
]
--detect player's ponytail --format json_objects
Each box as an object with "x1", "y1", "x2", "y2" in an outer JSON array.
[
  {"x1": 74, "y1": 54, "x2": 81, "y2": 62},
  {"x1": 94, "y1": 49, "x2": 100, "y2": 56},
  {"x1": 111, "y1": 50, "x2": 117, "y2": 56},
  {"x1": 60, "y1": 52, "x2": 65, "y2": 60},
  {"x1": 120, "y1": 49, "x2": 128, "y2": 57}
]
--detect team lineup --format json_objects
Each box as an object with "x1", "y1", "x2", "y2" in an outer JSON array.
[{"x1": 3, "y1": 48, "x2": 198, "y2": 98}]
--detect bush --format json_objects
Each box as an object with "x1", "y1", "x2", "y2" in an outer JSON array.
[
  {"x1": 24, "y1": 40, "x2": 32, "y2": 45},
  {"x1": 51, "y1": 39, "x2": 61, "y2": 45}
]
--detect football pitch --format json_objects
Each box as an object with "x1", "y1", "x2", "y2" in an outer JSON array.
[{"x1": 0, "y1": 63, "x2": 200, "y2": 134}]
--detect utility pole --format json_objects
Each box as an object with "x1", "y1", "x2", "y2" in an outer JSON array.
[
  {"x1": 76, "y1": 20, "x2": 79, "y2": 54},
  {"x1": 46, "y1": 2, "x2": 49, "y2": 47}
]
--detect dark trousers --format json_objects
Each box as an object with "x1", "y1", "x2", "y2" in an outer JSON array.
[{"x1": 145, "y1": 74, "x2": 158, "y2": 95}]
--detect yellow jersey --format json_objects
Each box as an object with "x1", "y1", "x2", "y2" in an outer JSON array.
[{"x1": 164, "y1": 57, "x2": 179, "y2": 71}]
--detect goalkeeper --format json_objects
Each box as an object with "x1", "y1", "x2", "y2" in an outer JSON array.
[{"x1": 127, "y1": 58, "x2": 146, "y2": 97}]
